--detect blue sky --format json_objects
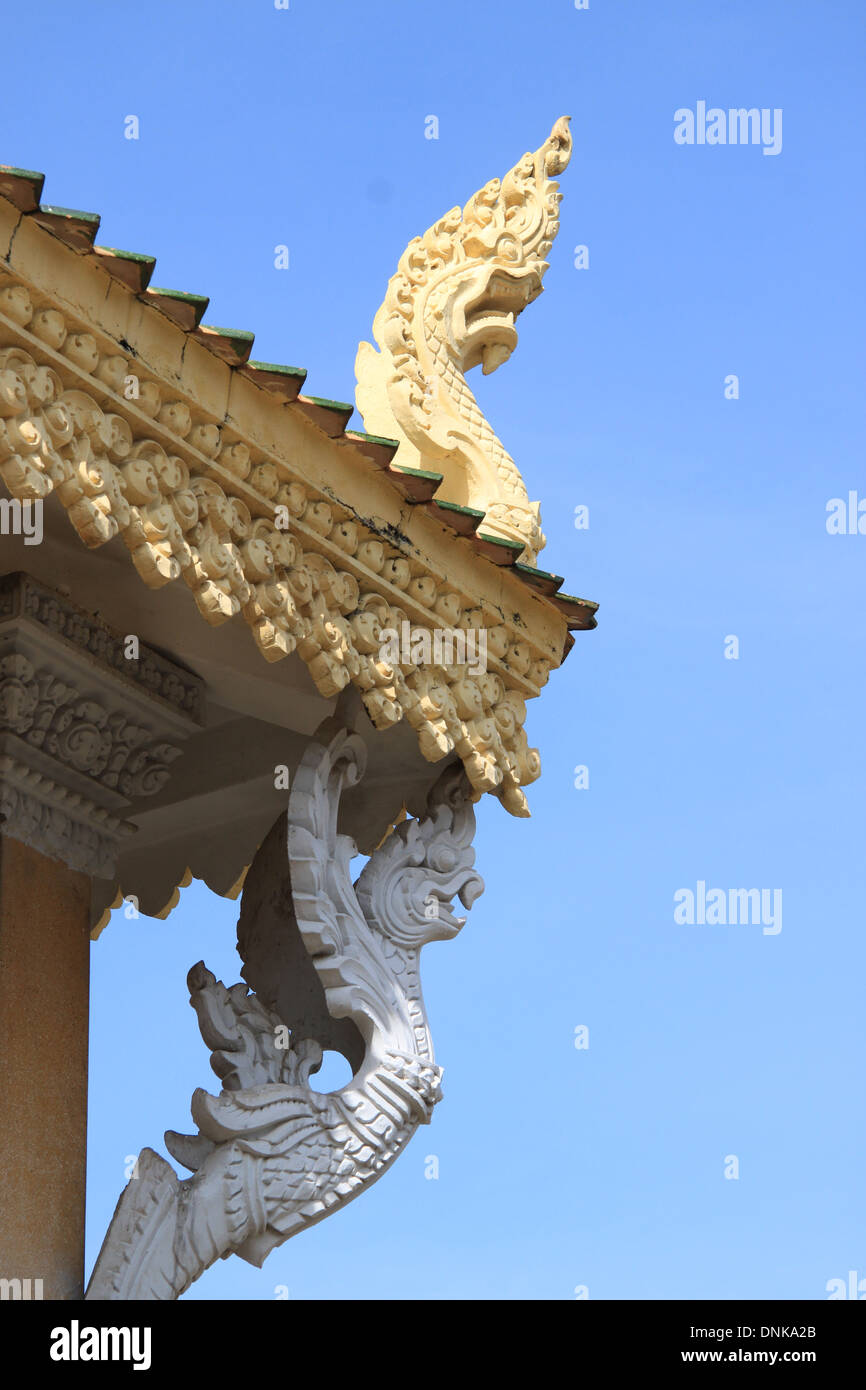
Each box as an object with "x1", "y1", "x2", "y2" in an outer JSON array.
[{"x1": 3, "y1": 0, "x2": 863, "y2": 1298}]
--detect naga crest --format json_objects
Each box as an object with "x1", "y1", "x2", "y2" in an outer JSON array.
[{"x1": 355, "y1": 116, "x2": 572, "y2": 566}]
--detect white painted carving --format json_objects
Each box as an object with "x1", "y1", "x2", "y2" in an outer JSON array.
[
  {"x1": 0, "y1": 752, "x2": 132, "y2": 878},
  {"x1": 86, "y1": 720, "x2": 483, "y2": 1300},
  {"x1": 0, "y1": 575, "x2": 202, "y2": 877}
]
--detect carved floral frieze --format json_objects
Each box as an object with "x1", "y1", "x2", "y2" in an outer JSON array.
[{"x1": 0, "y1": 573, "x2": 202, "y2": 876}]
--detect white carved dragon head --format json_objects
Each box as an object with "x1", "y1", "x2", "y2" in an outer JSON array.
[
  {"x1": 356, "y1": 763, "x2": 484, "y2": 950},
  {"x1": 356, "y1": 117, "x2": 572, "y2": 564}
]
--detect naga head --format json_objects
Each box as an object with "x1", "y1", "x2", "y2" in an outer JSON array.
[
  {"x1": 429, "y1": 115, "x2": 573, "y2": 379},
  {"x1": 356, "y1": 117, "x2": 572, "y2": 564},
  {"x1": 356, "y1": 764, "x2": 484, "y2": 950}
]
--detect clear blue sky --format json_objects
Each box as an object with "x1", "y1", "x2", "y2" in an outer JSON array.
[{"x1": 4, "y1": 0, "x2": 863, "y2": 1299}]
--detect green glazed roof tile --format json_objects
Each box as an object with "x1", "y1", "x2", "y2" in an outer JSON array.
[
  {"x1": 426, "y1": 499, "x2": 485, "y2": 538},
  {"x1": 92, "y1": 246, "x2": 156, "y2": 292},
  {"x1": 0, "y1": 165, "x2": 45, "y2": 212},
  {"x1": 294, "y1": 394, "x2": 354, "y2": 437},
  {"x1": 552, "y1": 591, "x2": 599, "y2": 630},
  {"x1": 241, "y1": 360, "x2": 307, "y2": 401},
  {"x1": 386, "y1": 464, "x2": 444, "y2": 503},
  {"x1": 343, "y1": 430, "x2": 400, "y2": 469},
  {"x1": 145, "y1": 287, "x2": 210, "y2": 329},
  {"x1": 194, "y1": 324, "x2": 255, "y2": 365},
  {"x1": 346, "y1": 429, "x2": 400, "y2": 450},
  {"x1": 302, "y1": 394, "x2": 354, "y2": 414},
  {"x1": 34, "y1": 204, "x2": 101, "y2": 250},
  {"x1": 513, "y1": 560, "x2": 565, "y2": 596},
  {"x1": 246, "y1": 359, "x2": 306, "y2": 380}
]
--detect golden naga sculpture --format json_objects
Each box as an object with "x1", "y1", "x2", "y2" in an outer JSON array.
[{"x1": 356, "y1": 116, "x2": 573, "y2": 567}]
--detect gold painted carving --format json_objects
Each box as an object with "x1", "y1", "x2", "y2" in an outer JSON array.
[
  {"x1": 0, "y1": 276, "x2": 550, "y2": 814},
  {"x1": 355, "y1": 117, "x2": 572, "y2": 565}
]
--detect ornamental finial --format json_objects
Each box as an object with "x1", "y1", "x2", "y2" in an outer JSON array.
[{"x1": 355, "y1": 117, "x2": 572, "y2": 564}]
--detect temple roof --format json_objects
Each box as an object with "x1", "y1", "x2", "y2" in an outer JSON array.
[
  {"x1": 0, "y1": 164, "x2": 596, "y2": 633},
  {"x1": 0, "y1": 142, "x2": 597, "y2": 927}
]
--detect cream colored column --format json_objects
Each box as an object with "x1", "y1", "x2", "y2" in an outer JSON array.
[{"x1": 0, "y1": 835, "x2": 91, "y2": 1300}]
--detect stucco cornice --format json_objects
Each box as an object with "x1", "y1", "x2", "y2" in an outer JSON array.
[{"x1": 0, "y1": 174, "x2": 595, "y2": 815}]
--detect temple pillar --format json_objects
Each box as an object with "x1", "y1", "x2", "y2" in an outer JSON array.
[
  {"x1": 0, "y1": 836, "x2": 90, "y2": 1300},
  {"x1": 0, "y1": 573, "x2": 205, "y2": 1299}
]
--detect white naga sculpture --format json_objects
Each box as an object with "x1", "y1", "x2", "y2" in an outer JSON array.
[
  {"x1": 86, "y1": 723, "x2": 483, "y2": 1299},
  {"x1": 356, "y1": 116, "x2": 573, "y2": 565}
]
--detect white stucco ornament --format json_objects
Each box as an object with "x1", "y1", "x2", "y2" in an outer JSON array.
[{"x1": 86, "y1": 721, "x2": 483, "y2": 1299}]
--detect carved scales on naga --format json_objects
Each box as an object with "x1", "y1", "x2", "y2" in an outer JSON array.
[
  {"x1": 355, "y1": 116, "x2": 573, "y2": 566},
  {"x1": 86, "y1": 723, "x2": 483, "y2": 1300}
]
